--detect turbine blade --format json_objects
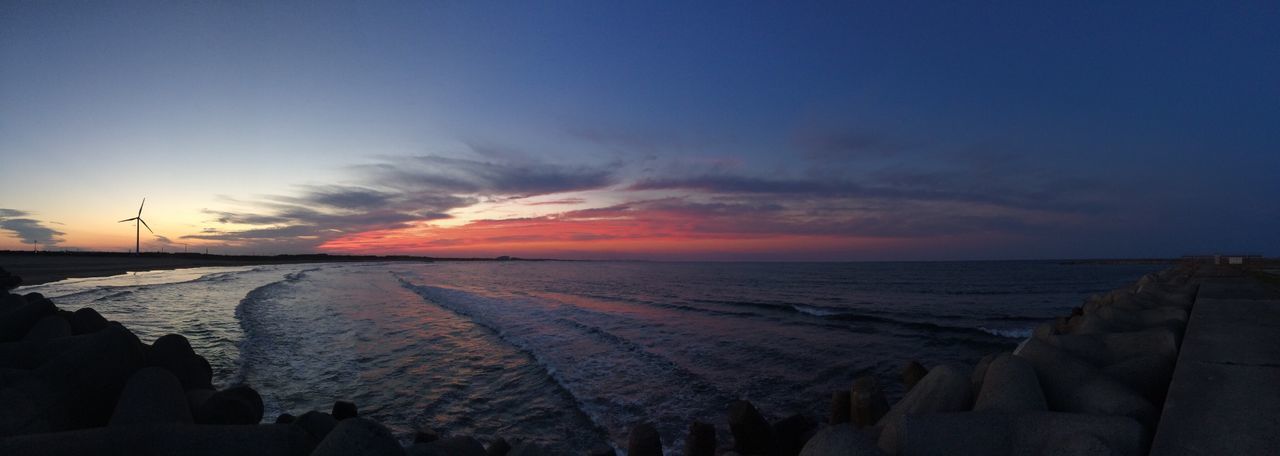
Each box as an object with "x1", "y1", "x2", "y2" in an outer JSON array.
[
  {"x1": 139, "y1": 218, "x2": 154, "y2": 233},
  {"x1": 138, "y1": 198, "x2": 146, "y2": 217},
  {"x1": 118, "y1": 218, "x2": 137, "y2": 223}
]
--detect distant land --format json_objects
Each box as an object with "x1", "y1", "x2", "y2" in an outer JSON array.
[{"x1": 0, "y1": 251, "x2": 553, "y2": 286}]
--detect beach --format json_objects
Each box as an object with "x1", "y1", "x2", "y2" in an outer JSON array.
[{"x1": 0, "y1": 252, "x2": 436, "y2": 286}]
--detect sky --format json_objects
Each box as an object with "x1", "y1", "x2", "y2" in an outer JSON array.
[{"x1": 1, "y1": 1, "x2": 1277, "y2": 260}]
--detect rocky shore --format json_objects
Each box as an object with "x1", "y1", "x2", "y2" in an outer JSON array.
[{"x1": 0, "y1": 264, "x2": 1198, "y2": 455}]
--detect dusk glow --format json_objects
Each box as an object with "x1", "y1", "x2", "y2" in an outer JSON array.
[{"x1": 2, "y1": 1, "x2": 1277, "y2": 259}]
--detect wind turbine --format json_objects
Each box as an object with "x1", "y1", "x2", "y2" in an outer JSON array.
[{"x1": 118, "y1": 198, "x2": 153, "y2": 255}]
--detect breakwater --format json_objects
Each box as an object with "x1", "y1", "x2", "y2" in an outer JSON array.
[{"x1": 0, "y1": 263, "x2": 1198, "y2": 456}]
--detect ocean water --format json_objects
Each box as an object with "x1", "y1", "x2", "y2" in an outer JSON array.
[{"x1": 16, "y1": 260, "x2": 1161, "y2": 453}]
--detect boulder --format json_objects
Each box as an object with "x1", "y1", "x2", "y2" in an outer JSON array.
[
  {"x1": 148, "y1": 334, "x2": 213, "y2": 390},
  {"x1": 293, "y1": 411, "x2": 338, "y2": 442},
  {"x1": 1102, "y1": 329, "x2": 1178, "y2": 363},
  {"x1": 830, "y1": 390, "x2": 852, "y2": 424},
  {"x1": 1040, "y1": 432, "x2": 1117, "y2": 456},
  {"x1": 685, "y1": 421, "x2": 717, "y2": 456},
  {"x1": 1037, "y1": 334, "x2": 1109, "y2": 367},
  {"x1": 896, "y1": 411, "x2": 1144, "y2": 456},
  {"x1": 110, "y1": 366, "x2": 194, "y2": 425},
  {"x1": 627, "y1": 422, "x2": 662, "y2": 456},
  {"x1": 69, "y1": 308, "x2": 109, "y2": 335},
  {"x1": 850, "y1": 376, "x2": 889, "y2": 428},
  {"x1": 1064, "y1": 376, "x2": 1157, "y2": 429},
  {"x1": 22, "y1": 315, "x2": 72, "y2": 341},
  {"x1": 506, "y1": 442, "x2": 547, "y2": 456},
  {"x1": 195, "y1": 385, "x2": 264, "y2": 425},
  {"x1": 0, "y1": 295, "x2": 55, "y2": 342},
  {"x1": 408, "y1": 436, "x2": 487, "y2": 456},
  {"x1": 798, "y1": 425, "x2": 883, "y2": 456},
  {"x1": 0, "y1": 333, "x2": 99, "y2": 369},
  {"x1": 186, "y1": 388, "x2": 215, "y2": 414},
  {"x1": 876, "y1": 364, "x2": 972, "y2": 454},
  {"x1": 973, "y1": 354, "x2": 1047, "y2": 412},
  {"x1": 414, "y1": 425, "x2": 441, "y2": 443},
  {"x1": 276, "y1": 413, "x2": 297, "y2": 424},
  {"x1": 0, "y1": 423, "x2": 317, "y2": 456},
  {"x1": 1101, "y1": 355, "x2": 1175, "y2": 406},
  {"x1": 487, "y1": 438, "x2": 512, "y2": 456},
  {"x1": 588, "y1": 444, "x2": 617, "y2": 456},
  {"x1": 899, "y1": 361, "x2": 928, "y2": 391},
  {"x1": 971, "y1": 353, "x2": 999, "y2": 394},
  {"x1": 332, "y1": 400, "x2": 358, "y2": 420},
  {"x1": 311, "y1": 417, "x2": 403, "y2": 456},
  {"x1": 729, "y1": 400, "x2": 776, "y2": 455},
  {"x1": 774, "y1": 414, "x2": 818, "y2": 456},
  {"x1": 1013, "y1": 338, "x2": 1095, "y2": 410},
  {"x1": 0, "y1": 293, "x2": 26, "y2": 313}
]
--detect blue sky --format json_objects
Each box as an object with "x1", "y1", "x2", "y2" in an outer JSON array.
[{"x1": 1, "y1": 1, "x2": 1276, "y2": 259}]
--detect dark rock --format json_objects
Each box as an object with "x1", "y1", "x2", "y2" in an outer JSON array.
[
  {"x1": 1040, "y1": 432, "x2": 1117, "y2": 456},
  {"x1": 148, "y1": 334, "x2": 214, "y2": 390},
  {"x1": 0, "y1": 332, "x2": 96, "y2": 369},
  {"x1": 850, "y1": 376, "x2": 889, "y2": 428},
  {"x1": 196, "y1": 385, "x2": 264, "y2": 425},
  {"x1": 971, "y1": 353, "x2": 999, "y2": 395},
  {"x1": 0, "y1": 422, "x2": 317, "y2": 456},
  {"x1": 973, "y1": 353, "x2": 1047, "y2": 412},
  {"x1": 0, "y1": 293, "x2": 25, "y2": 313},
  {"x1": 1013, "y1": 337, "x2": 1095, "y2": 410},
  {"x1": 797, "y1": 425, "x2": 882, "y2": 456},
  {"x1": 22, "y1": 315, "x2": 72, "y2": 341},
  {"x1": 0, "y1": 269, "x2": 21, "y2": 291},
  {"x1": 276, "y1": 413, "x2": 297, "y2": 424},
  {"x1": 728, "y1": 400, "x2": 775, "y2": 455},
  {"x1": 685, "y1": 421, "x2": 717, "y2": 456},
  {"x1": 487, "y1": 437, "x2": 512, "y2": 456},
  {"x1": 774, "y1": 414, "x2": 818, "y2": 456},
  {"x1": 899, "y1": 361, "x2": 928, "y2": 391},
  {"x1": 829, "y1": 390, "x2": 851, "y2": 424},
  {"x1": 896, "y1": 411, "x2": 1144, "y2": 456},
  {"x1": 587, "y1": 444, "x2": 617, "y2": 456},
  {"x1": 69, "y1": 308, "x2": 109, "y2": 335},
  {"x1": 1066, "y1": 375, "x2": 1158, "y2": 430},
  {"x1": 110, "y1": 366, "x2": 194, "y2": 425},
  {"x1": 312, "y1": 417, "x2": 402, "y2": 456},
  {"x1": 876, "y1": 364, "x2": 972, "y2": 454},
  {"x1": 627, "y1": 422, "x2": 662, "y2": 456},
  {"x1": 332, "y1": 400, "x2": 358, "y2": 420},
  {"x1": 1101, "y1": 354, "x2": 1175, "y2": 406},
  {"x1": 407, "y1": 436, "x2": 487, "y2": 456},
  {"x1": 1102, "y1": 328, "x2": 1178, "y2": 364},
  {"x1": 0, "y1": 295, "x2": 55, "y2": 342},
  {"x1": 293, "y1": 411, "x2": 339, "y2": 442},
  {"x1": 186, "y1": 388, "x2": 215, "y2": 414},
  {"x1": 506, "y1": 442, "x2": 548, "y2": 456}
]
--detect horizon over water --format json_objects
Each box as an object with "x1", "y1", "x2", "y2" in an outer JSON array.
[{"x1": 16, "y1": 260, "x2": 1162, "y2": 453}]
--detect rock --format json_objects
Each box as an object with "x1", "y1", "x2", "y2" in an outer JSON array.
[
  {"x1": 1040, "y1": 432, "x2": 1117, "y2": 456},
  {"x1": 876, "y1": 364, "x2": 972, "y2": 455},
  {"x1": 22, "y1": 315, "x2": 72, "y2": 341},
  {"x1": 487, "y1": 438, "x2": 512, "y2": 456},
  {"x1": 0, "y1": 268, "x2": 21, "y2": 291},
  {"x1": 1101, "y1": 354, "x2": 1175, "y2": 406},
  {"x1": 332, "y1": 400, "x2": 358, "y2": 420},
  {"x1": 588, "y1": 444, "x2": 617, "y2": 456},
  {"x1": 899, "y1": 361, "x2": 928, "y2": 391},
  {"x1": 1064, "y1": 375, "x2": 1157, "y2": 429},
  {"x1": 408, "y1": 436, "x2": 487, "y2": 456},
  {"x1": 1102, "y1": 328, "x2": 1178, "y2": 364},
  {"x1": 506, "y1": 442, "x2": 547, "y2": 456},
  {"x1": 0, "y1": 422, "x2": 317, "y2": 456},
  {"x1": 774, "y1": 414, "x2": 818, "y2": 456},
  {"x1": 973, "y1": 353, "x2": 1047, "y2": 412},
  {"x1": 69, "y1": 308, "x2": 109, "y2": 335},
  {"x1": 0, "y1": 293, "x2": 25, "y2": 313},
  {"x1": 186, "y1": 388, "x2": 215, "y2": 414},
  {"x1": 110, "y1": 366, "x2": 194, "y2": 425},
  {"x1": 196, "y1": 385, "x2": 264, "y2": 425},
  {"x1": 148, "y1": 334, "x2": 213, "y2": 390},
  {"x1": 1038, "y1": 334, "x2": 1109, "y2": 366},
  {"x1": 850, "y1": 376, "x2": 889, "y2": 428},
  {"x1": 1013, "y1": 338, "x2": 1095, "y2": 410},
  {"x1": 312, "y1": 417, "x2": 403, "y2": 456},
  {"x1": 829, "y1": 391, "x2": 851, "y2": 424},
  {"x1": 0, "y1": 295, "x2": 55, "y2": 342},
  {"x1": 971, "y1": 353, "x2": 999, "y2": 394},
  {"x1": 728, "y1": 400, "x2": 775, "y2": 455},
  {"x1": 293, "y1": 411, "x2": 339, "y2": 442},
  {"x1": 895, "y1": 411, "x2": 1144, "y2": 456},
  {"x1": 0, "y1": 333, "x2": 98, "y2": 369},
  {"x1": 685, "y1": 421, "x2": 717, "y2": 456},
  {"x1": 276, "y1": 413, "x2": 297, "y2": 424},
  {"x1": 627, "y1": 422, "x2": 662, "y2": 456},
  {"x1": 798, "y1": 425, "x2": 882, "y2": 456}
]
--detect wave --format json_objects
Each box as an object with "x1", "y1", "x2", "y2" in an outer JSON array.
[
  {"x1": 232, "y1": 268, "x2": 319, "y2": 384},
  {"x1": 978, "y1": 327, "x2": 1034, "y2": 339}
]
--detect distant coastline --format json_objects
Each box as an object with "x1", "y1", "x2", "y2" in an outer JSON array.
[{"x1": 0, "y1": 251, "x2": 556, "y2": 286}]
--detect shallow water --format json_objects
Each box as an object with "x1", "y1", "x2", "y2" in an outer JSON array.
[{"x1": 17, "y1": 260, "x2": 1161, "y2": 453}]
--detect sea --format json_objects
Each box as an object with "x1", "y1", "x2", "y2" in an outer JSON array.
[{"x1": 15, "y1": 260, "x2": 1162, "y2": 453}]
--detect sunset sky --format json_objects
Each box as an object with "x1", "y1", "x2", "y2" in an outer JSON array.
[{"x1": 1, "y1": 1, "x2": 1277, "y2": 260}]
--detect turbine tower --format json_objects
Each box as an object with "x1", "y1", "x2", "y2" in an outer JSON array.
[{"x1": 118, "y1": 198, "x2": 153, "y2": 255}]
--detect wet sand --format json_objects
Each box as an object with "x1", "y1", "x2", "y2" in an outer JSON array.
[{"x1": 0, "y1": 253, "x2": 429, "y2": 286}]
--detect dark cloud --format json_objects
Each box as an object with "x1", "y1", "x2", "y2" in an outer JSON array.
[
  {"x1": 0, "y1": 209, "x2": 65, "y2": 245},
  {"x1": 363, "y1": 155, "x2": 615, "y2": 197}
]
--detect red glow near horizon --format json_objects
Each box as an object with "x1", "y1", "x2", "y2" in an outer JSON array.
[{"x1": 318, "y1": 201, "x2": 911, "y2": 259}]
